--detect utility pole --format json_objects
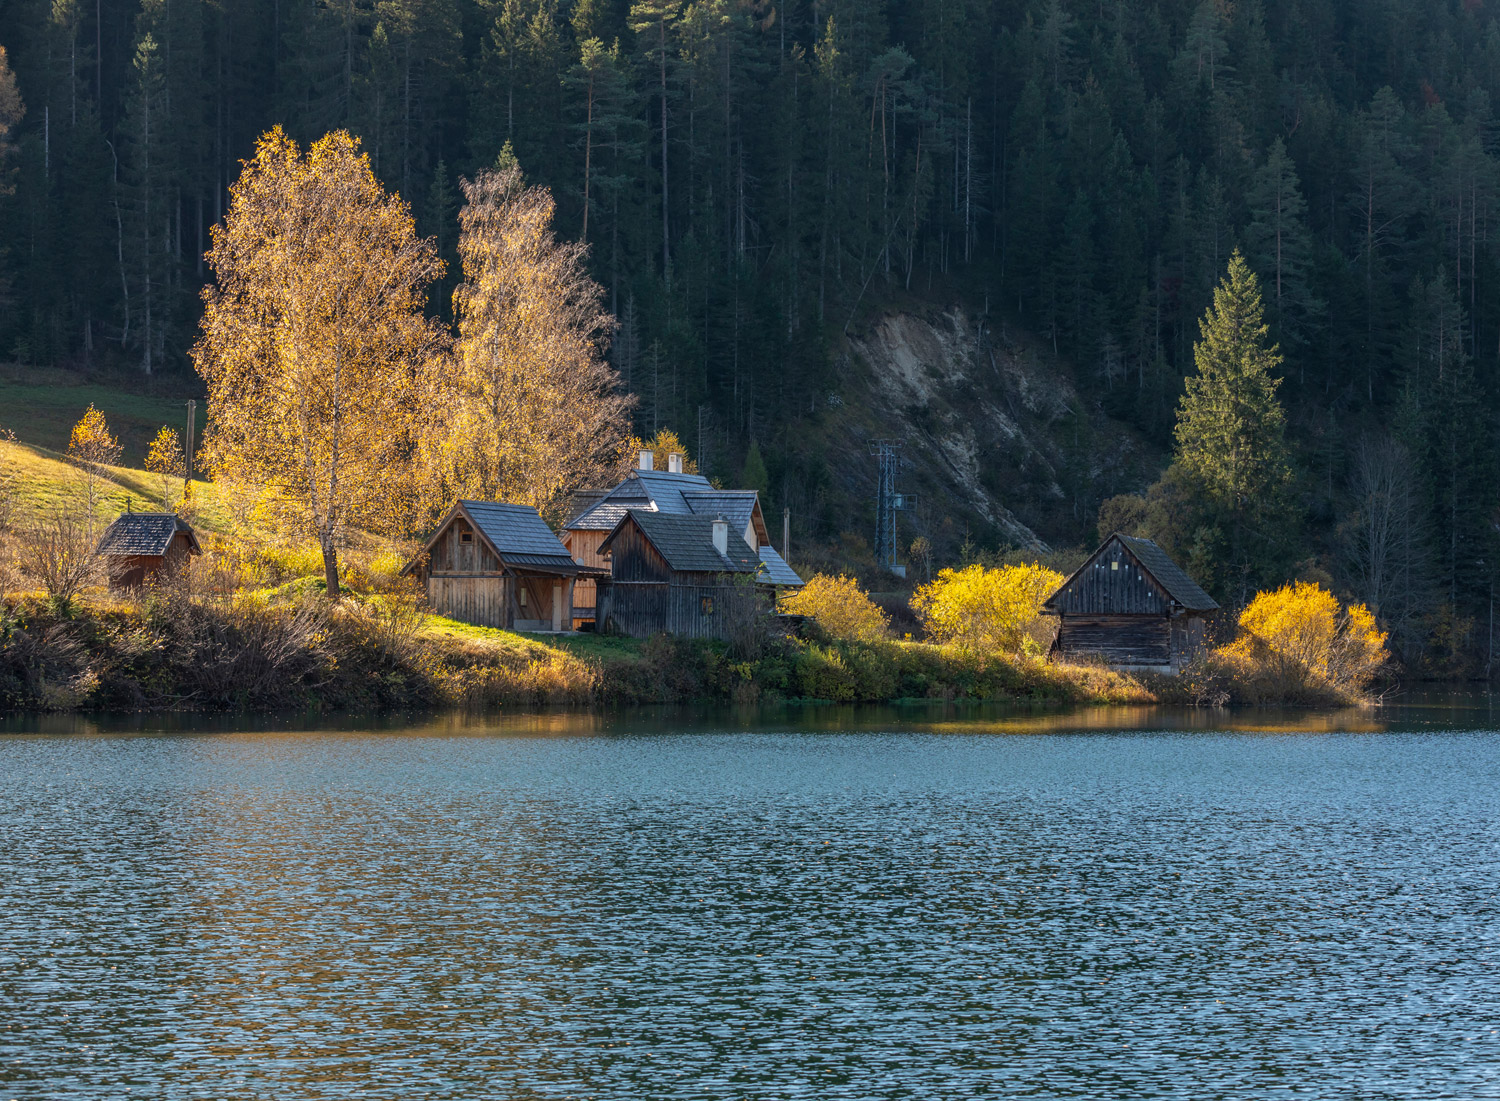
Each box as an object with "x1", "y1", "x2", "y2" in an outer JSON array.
[
  {"x1": 184, "y1": 399, "x2": 196, "y2": 493},
  {"x1": 783, "y1": 506, "x2": 791, "y2": 562}
]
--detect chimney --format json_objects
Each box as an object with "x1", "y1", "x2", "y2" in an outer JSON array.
[
  {"x1": 711, "y1": 515, "x2": 729, "y2": 556},
  {"x1": 637, "y1": 448, "x2": 653, "y2": 471},
  {"x1": 667, "y1": 451, "x2": 684, "y2": 474}
]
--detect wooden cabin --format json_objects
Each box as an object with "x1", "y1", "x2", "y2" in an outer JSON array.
[
  {"x1": 594, "y1": 508, "x2": 781, "y2": 640},
  {"x1": 562, "y1": 452, "x2": 791, "y2": 627},
  {"x1": 96, "y1": 512, "x2": 201, "y2": 589},
  {"x1": 1042, "y1": 533, "x2": 1219, "y2": 672},
  {"x1": 403, "y1": 501, "x2": 589, "y2": 631}
]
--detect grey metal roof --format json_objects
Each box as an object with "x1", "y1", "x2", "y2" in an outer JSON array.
[
  {"x1": 459, "y1": 501, "x2": 579, "y2": 571},
  {"x1": 1114, "y1": 534, "x2": 1219, "y2": 611},
  {"x1": 566, "y1": 469, "x2": 715, "y2": 530},
  {"x1": 683, "y1": 491, "x2": 758, "y2": 534},
  {"x1": 757, "y1": 545, "x2": 804, "y2": 587},
  {"x1": 97, "y1": 513, "x2": 199, "y2": 557},
  {"x1": 607, "y1": 509, "x2": 761, "y2": 574}
]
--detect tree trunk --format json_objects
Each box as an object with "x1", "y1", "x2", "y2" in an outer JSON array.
[{"x1": 322, "y1": 538, "x2": 340, "y2": 596}]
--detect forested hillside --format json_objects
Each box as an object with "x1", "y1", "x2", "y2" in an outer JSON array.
[{"x1": 2, "y1": 0, "x2": 1500, "y2": 669}]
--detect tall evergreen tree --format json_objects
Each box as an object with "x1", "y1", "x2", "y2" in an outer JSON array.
[{"x1": 1173, "y1": 250, "x2": 1296, "y2": 603}]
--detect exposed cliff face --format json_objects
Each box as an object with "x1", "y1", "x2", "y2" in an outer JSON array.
[{"x1": 836, "y1": 306, "x2": 1160, "y2": 556}]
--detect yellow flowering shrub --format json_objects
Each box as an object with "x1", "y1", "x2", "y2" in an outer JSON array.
[
  {"x1": 781, "y1": 574, "x2": 889, "y2": 642},
  {"x1": 1219, "y1": 580, "x2": 1388, "y2": 696},
  {"x1": 910, "y1": 562, "x2": 1064, "y2": 654}
]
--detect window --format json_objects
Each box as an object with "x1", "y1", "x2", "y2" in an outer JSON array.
[
  {"x1": 519, "y1": 588, "x2": 528, "y2": 608},
  {"x1": 700, "y1": 595, "x2": 715, "y2": 615},
  {"x1": 1111, "y1": 560, "x2": 1118, "y2": 570},
  {"x1": 460, "y1": 531, "x2": 474, "y2": 545}
]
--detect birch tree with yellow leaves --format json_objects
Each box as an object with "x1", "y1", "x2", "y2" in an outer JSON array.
[
  {"x1": 425, "y1": 164, "x2": 632, "y2": 518},
  {"x1": 193, "y1": 128, "x2": 446, "y2": 594}
]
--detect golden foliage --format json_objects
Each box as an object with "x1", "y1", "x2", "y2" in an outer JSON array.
[
  {"x1": 911, "y1": 562, "x2": 1064, "y2": 654},
  {"x1": 144, "y1": 426, "x2": 185, "y2": 512},
  {"x1": 624, "y1": 428, "x2": 699, "y2": 474},
  {"x1": 68, "y1": 404, "x2": 121, "y2": 470},
  {"x1": 67, "y1": 404, "x2": 122, "y2": 531},
  {"x1": 193, "y1": 128, "x2": 446, "y2": 593},
  {"x1": 422, "y1": 165, "x2": 633, "y2": 520},
  {"x1": 1217, "y1": 580, "x2": 1388, "y2": 698},
  {"x1": 781, "y1": 574, "x2": 889, "y2": 642}
]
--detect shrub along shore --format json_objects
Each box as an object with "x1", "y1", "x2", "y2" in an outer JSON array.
[{"x1": 1, "y1": 581, "x2": 1383, "y2": 715}]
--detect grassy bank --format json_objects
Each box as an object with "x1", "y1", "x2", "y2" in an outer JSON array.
[{"x1": 0, "y1": 592, "x2": 1155, "y2": 714}]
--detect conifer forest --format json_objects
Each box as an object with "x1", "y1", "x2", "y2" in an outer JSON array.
[{"x1": 3, "y1": 0, "x2": 1500, "y2": 672}]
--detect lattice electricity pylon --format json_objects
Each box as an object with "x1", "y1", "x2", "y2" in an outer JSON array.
[{"x1": 871, "y1": 440, "x2": 915, "y2": 574}]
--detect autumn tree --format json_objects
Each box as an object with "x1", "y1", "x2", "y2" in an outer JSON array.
[
  {"x1": 144, "y1": 426, "x2": 186, "y2": 512},
  {"x1": 425, "y1": 162, "x2": 632, "y2": 517},
  {"x1": 67, "y1": 404, "x2": 121, "y2": 533},
  {"x1": 193, "y1": 128, "x2": 446, "y2": 595}
]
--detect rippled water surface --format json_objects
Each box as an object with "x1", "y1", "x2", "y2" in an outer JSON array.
[{"x1": 4, "y1": 706, "x2": 1500, "y2": 1099}]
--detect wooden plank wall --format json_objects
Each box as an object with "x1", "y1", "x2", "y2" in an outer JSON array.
[
  {"x1": 1058, "y1": 614, "x2": 1171, "y2": 665},
  {"x1": 599, "y1": 579, "x2": 767, "y2": 640},
  {"x1": 1050, "y1": 543, "x2": 1170, "y2": 615},
  {"x1": 565, "y1": 529, "x2": 607, "y2": 612},
  {"x1": 430, "y1": 517, "x2": 500, "y2": 574},
  {"x1": 427, "y1": 575, "x2": 512, "y2": 628}
]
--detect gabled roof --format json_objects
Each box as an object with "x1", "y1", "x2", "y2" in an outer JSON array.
[
  {"x1": 683, "y1": 490, "x2": 759, "y2": 535},
  {"x1": 566, "y1": 469, "x2": 716, "y2": 531},
  {"x1": 1115, "y1": 535, "x2": 1217, "y2": 611},
  {"x1": 1043, "y1": 533, "x2": 1218, "y2": 614},
  {"x1": 757, "y1": 544, "x2": 804, "y2": 588},
  {"x1": 97, "y1": 513, "x2": 200, "y2": 557},
  {"x1": 601, "y1": 509, "x2": 761, "y2": 574},
  {"x1": 406, "y1": 500, "x2": 580, "y2": 576}
]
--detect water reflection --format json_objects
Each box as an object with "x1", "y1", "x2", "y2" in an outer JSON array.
[{"x1": 2, "y1": 716, "x2": 1499, "y2": 1098}]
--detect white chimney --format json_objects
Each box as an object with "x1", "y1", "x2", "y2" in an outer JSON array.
[
  {"x1": 667, "y1": 451, "x2": 684, "y2": 474},
  {"x1": 637, "y1": 449, "x2": 653, "y2": 471},
  {"x1": 711, "y1": 515, "x2": 729, "y2": 556}
]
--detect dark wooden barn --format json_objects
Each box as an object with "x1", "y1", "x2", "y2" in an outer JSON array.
[
  {"x1": 562, "y1": 455, "x2": 796, "y2": 628},
  {"x1": 594, "y1": 508, "x2": 777, "y2": 640},
  {"x1": 1042, "y1": 533, "x2": 1219, "y2": 671},
  {"x1": 403, "y1": 501, "x2": 589, "y2": 631},
  {"x1": 96, "y1": 512, "x2": 201, "y2": 589}
]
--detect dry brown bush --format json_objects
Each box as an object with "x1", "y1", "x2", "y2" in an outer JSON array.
[{"x1": 15, "y1": 508, "x2": 102, "y2": 603}]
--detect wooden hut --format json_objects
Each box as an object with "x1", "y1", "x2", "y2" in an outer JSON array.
[
  {"x1": 96, "y1": 512, "x2": 200, "y2": 589},
  {"x1": 562, "y1": 453, "x2": 790, "y2": 626},
  {"x1": 1041, "y1": 533, "x2": 1219, "y2": 671},
  {"x1": 594, "y1": 508, "x2": 779, "y2": 640},
  {"x1": 403, "y1": 501, "x2": 588, "y2": 631}
]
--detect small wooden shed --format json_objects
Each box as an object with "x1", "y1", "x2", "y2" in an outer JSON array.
[
  {"x1": 1042, "y1": 533, "x2": 1219, "y2": 671},
  {"x1": 403, "y1": 501, "x2": 585, "y2": 631},
  {"x1": 594, "y1": 508, "x2": 772, "y2": 640},
  {"x1": 96, "y1": 512, "x2": 201, "y2": 589}
]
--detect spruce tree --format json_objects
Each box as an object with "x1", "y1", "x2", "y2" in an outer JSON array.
[{"x1": 1174, "y1": 250, "x2": 1296, "y2": 603}]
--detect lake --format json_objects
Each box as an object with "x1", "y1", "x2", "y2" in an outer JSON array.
[{"x1": 3, "y1": 700, "x2": 1499, "y2": 1099}]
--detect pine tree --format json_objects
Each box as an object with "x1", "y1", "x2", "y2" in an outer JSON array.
[
  {"x1": 1174, "y1": 250, "x2": 1296, "y2": 602},
  {"x1": 1244, "y1": 138, "x2": 1322, "y2": 369}
]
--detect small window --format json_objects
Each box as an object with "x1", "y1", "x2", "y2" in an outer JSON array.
[
  {"x1": 519, "y1": 588, "x2": 528, "y2": 608},
  {"x1": 701, "y1": 595, "x2": 715, "y2": 615},
  {"x1": 460, "y1": 531, "x2": 474, "y2": 545},
  {"x1": 1111, "y1": 560, "x2": 1119, "y2": 570}
]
